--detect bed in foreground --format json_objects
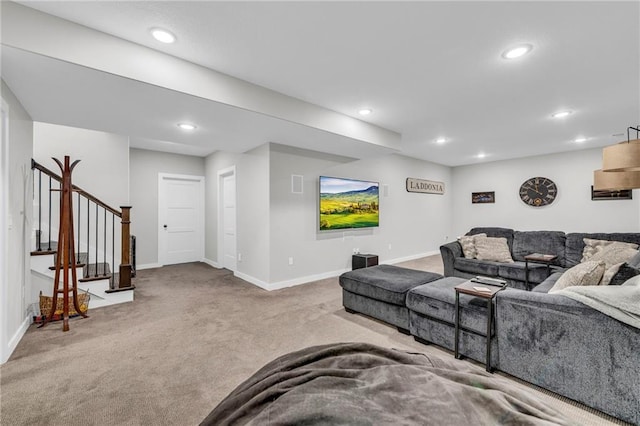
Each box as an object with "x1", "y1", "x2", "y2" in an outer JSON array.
[{"x1": 201, "y1": 342, "x2": 571, "y2": 425}]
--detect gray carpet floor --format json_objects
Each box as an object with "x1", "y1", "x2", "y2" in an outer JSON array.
[{"x1": 0, "y1": 256, "x2": 629, "y2": 425}]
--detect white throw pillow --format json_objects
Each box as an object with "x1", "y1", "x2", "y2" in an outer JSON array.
[
  {"x1": 457, "y1": 233, "x2": 487, "y2": 259},
  {"x1": 581, "y1": 238, "x2": 639, "y2": 262},
  {"x1": 474, "y1": 236, "x2": 514, "y2": 263},
  {"x1": 549, "y1": 261, "x2": 606, "y2": 293}
]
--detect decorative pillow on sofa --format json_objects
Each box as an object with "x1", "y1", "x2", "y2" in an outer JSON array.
[
  {"x1": 588, "y1": 245, "x2": 638, "y2": 269},
  {"x1": 610, "y1": 263, "x2": 640, "y2": 286},
  {"x1": 474, "y1": 236, "x2": 514, "y2": 263},
  {"x1": 457, "y1": 233, "x2": 487, "y2": 259},
  {"x1": 549, "y1": 261, "x2": 606, "y2": 293},
  {"x1": 600, "y1": 262, "x2": 624, "y2": 286},
  {"x1": 581, "y1": 238, "x2": 639, "y2": 262}
]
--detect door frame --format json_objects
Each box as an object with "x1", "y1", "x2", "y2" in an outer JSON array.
[
  {"x1": 157, "y1": 172, "x2": 205, "y2": 266},
  {"x1": 1, "y1": 97, "x2": 9, "y2": 363},
  {"x1": 217, "y1": 166, "x2": 237, "y2": 271}
]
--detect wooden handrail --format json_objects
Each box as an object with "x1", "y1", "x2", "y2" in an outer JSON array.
[{"x1": 32, "y1": 159, "x2": 122, "y2": 217}]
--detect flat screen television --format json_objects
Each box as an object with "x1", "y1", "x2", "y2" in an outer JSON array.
[{"x1": 319, "y1": 176, "x2": 379, "y2": 231}]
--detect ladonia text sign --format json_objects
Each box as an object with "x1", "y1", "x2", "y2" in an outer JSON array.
[{"x1": 406, "y1": 178, "x2": 445, "y2": 194}]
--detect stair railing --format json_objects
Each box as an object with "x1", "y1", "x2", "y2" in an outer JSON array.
[{"x1": 31, "y1": 159, "x2": 134, "y2": 291}]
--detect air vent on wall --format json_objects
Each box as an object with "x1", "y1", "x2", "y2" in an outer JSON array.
[{"x1": 291, "y1": 175, "x2": 303, "y2": 194}]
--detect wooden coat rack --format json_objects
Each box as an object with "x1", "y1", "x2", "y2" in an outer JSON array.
[{"x1": 39, "y1": 156, "x2": 88, "y2": 331}]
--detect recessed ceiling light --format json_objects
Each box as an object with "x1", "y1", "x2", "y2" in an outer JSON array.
[
  {"x1": 477, "y1": 153, "x2": 487, "y2": 159},
  {"x1": 435, "y1": 137, "x2": 447, "y2": 144},
  {"x1": 150, "y1": 28, "x2": 176, "y2": 44},
  {"x1": 177, "y1": 123, "x2": 197, "y2": 131},
  {"x1": 574, "y1": 137, "x2": 587, "y2": 143},
  {"x1": 552, "y1": 110, "x2": 572, "y2": 119},
  {"x1": 358, "y1": 108, "x2": 372, "y2": 116},
  {"x1": 502, "y1": 44, "x2": 533, "y2": 59}
]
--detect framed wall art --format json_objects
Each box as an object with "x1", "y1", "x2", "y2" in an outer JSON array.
[{"x1": 472, "y1": 191, "x2": 495, "y2": 204}]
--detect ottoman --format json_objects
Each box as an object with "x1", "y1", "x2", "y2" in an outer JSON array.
[
  {"x1": 339, "y1": 265, "x2": 443, "y2": 333},
  {"x1": 407, "y1": 277, "x2": 505, "y2": 365}
]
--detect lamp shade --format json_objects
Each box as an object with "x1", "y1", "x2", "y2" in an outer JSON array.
[
  {"x1": 594, "y1": 169, "x2": 640, "y2": 190},
  {"x1": 602, "y1": 139, "x2": 640, "y2": 172}
]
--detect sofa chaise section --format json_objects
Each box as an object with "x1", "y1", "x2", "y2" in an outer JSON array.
[
  {"x1": 339, "y1": 265, "x2": 442, "y2": 333},
  {"x1": 496, "y1": 288, "x2": 640, "y2": 425}
]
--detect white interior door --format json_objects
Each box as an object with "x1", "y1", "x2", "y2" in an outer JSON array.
[
  {"x1": 222, "y1": 173, "x2": 237, "y2": 271},
  {"x1": 158, "y1": 174, "x2": 204, "y2": 265}
]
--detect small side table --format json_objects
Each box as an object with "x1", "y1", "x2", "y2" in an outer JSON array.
[
  {"x1": 352, "y1": 254, "x2": 378, "y2": 270},
  {"x1": 524, "y1": 253, "x2": 558, "y2": 287},
  {"x1": 454, "y1": 279, "x2": 506, "y2": 372}
]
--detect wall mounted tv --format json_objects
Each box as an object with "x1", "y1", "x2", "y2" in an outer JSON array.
[{"x1": 319, "y1": 176, "x2": 379, "y2": 231}]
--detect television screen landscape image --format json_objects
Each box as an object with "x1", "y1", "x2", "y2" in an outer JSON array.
[{"x1": 319, "y1": 176, "x2": 379, "y2": 231}]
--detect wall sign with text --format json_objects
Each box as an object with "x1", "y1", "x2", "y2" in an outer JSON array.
[{"x1": 406, "y1": 178, "x2": 445, "y2": 194}]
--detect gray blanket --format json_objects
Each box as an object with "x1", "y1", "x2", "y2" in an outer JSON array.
[
  {"x1": 556, "y1": 274, "x2": 640, "y2": 329},
  {"x1": 201, "y1": 343, "x2": 571, "y2": 426}
]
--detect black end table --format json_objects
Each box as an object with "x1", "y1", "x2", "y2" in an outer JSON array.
[
  {"x1": 454, "y1": 278, "x2": 506, "y2": 372},
  {"x1": 352, "y1": 254, "x2": 378, "y2": 270},
  {"x1": 524, "y1": 253, "x2": 558, "y2": 286}
]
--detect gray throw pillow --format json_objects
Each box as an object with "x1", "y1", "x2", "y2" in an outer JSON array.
[
  {"x1": 600, "y1": 263, "x2": 624, "y2": 286},
  {"x1": 588, "y1": 245, "x2": 638, "y2": 269},
  {"x1": 581, "y1": 238, "x2": 639, "y2": 262},
  {"x1": 474, "y1": 236, "x2": 514, "y2": 263},
  {"x1": 549, "y1": 261, "x2": 606, "y2": 293},
  {"x1": 457, "y1": 233, "x2": 487, "y2": 259},
  {"x1": 610, "y1": 263, "x2": 640, "y2": 286}
]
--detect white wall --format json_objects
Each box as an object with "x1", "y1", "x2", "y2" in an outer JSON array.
[
  {"x1": 33, "y1": 122, "x2": 129, "y2": 209},
  {"x1": 269, "y1": 146, "x2": 453, "y2": 285},
  {"x1": 451, "y1": 148, "x2": 640, "y2": 237},
  {"x1": 204, "y1": 146, "x2": 270, "y2": 284},
  {"x1": 129, "y1": 148, "x2": 205, "y2": 267},
  {"x1": 1, "y1": 80, "x2": 33, "y2": 363}
]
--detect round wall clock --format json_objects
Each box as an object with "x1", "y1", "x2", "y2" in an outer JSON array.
[{"x1": 519, "y1": 177, "x2": 557, "y2": 207}]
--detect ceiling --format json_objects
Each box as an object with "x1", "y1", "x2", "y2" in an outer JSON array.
[{"x1": 3, "y1": 1, "x2": 639, "y2": 166}]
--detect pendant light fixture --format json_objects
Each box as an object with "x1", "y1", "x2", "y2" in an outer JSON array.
[
  {"x1": 593, "y1": 169, "x2": 640, "y2": 191},
  {"x1": 602, "y1": 126, "x2": 640, "y2": 172}
]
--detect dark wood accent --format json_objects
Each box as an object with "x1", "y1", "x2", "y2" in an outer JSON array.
[
  {"x1": 31, "y1": 250, "x2": 58, "y2": 256},
  {"x1": 32, "y1": 159, "x2": 122, "y2": 217},
  {"x1": 117, "y1": 207, "x2": 132, "y2": 289},
  {"x1": 79, "y1": 274, "x2": 112, "y2": 283},
  {"x1": 39, "y1": 156, "x2": 88, "y2": 332}
]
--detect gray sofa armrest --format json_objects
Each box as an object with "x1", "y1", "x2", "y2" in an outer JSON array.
[
  {"x1": 440, "y1": 241, "x2": 462, "y2": 277},
  {"x1": 496, "y1": 289, "x2": 640, "y2": 424}
]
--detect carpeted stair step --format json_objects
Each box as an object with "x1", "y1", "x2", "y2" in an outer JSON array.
[
  {"x1": 79, "y1": 262, "x2": 111, "y2": 282},
  {"x1": 49, "y1": 252, "x2": 88, "y2": 270}
]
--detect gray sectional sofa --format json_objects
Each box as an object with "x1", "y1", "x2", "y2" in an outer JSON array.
[
  {"x1": 339, "y1": 228, "x2": 640, "y2": 424},
  {"x1": 440, "y1": 226, "x2": 640, "y2": 290}
]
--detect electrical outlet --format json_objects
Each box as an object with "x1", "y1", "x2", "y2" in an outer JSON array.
[
  {"x1": 353, "y1": 248, "x2": 358, "y2": 254},
  {"x1": 238, "y1": 253, "x2": 242, "y2": 262},
  {"x1": 444, "y1": 235, "x2": 449, "y2": 241},
  {"x1": 288, "y1": 257, "x2": 294, "y2": 265}
]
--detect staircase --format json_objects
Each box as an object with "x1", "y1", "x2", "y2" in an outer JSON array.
[{"x1": 30, "y1": 159, "x2": 135, "y2": 311}]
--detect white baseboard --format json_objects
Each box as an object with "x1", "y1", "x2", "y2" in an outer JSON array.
[
  {"x1": 136, "y1": 263, "x2": 162, "y2": 270},
  {"x1": 229, "y1": 251, "x2": 441, "y2": 292},
  {"x1": 234, "y1": 271, "x2": 270, "y2": 290},
  {"x1": 2, "y1": 315, "x2": 31, "y2": 364},
  {"x1": 385, "y1": 250, "x2": 440, "y2": 265},
  {"x1": 201, "y1": 258, "x2": 221, "y2": 269}
]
